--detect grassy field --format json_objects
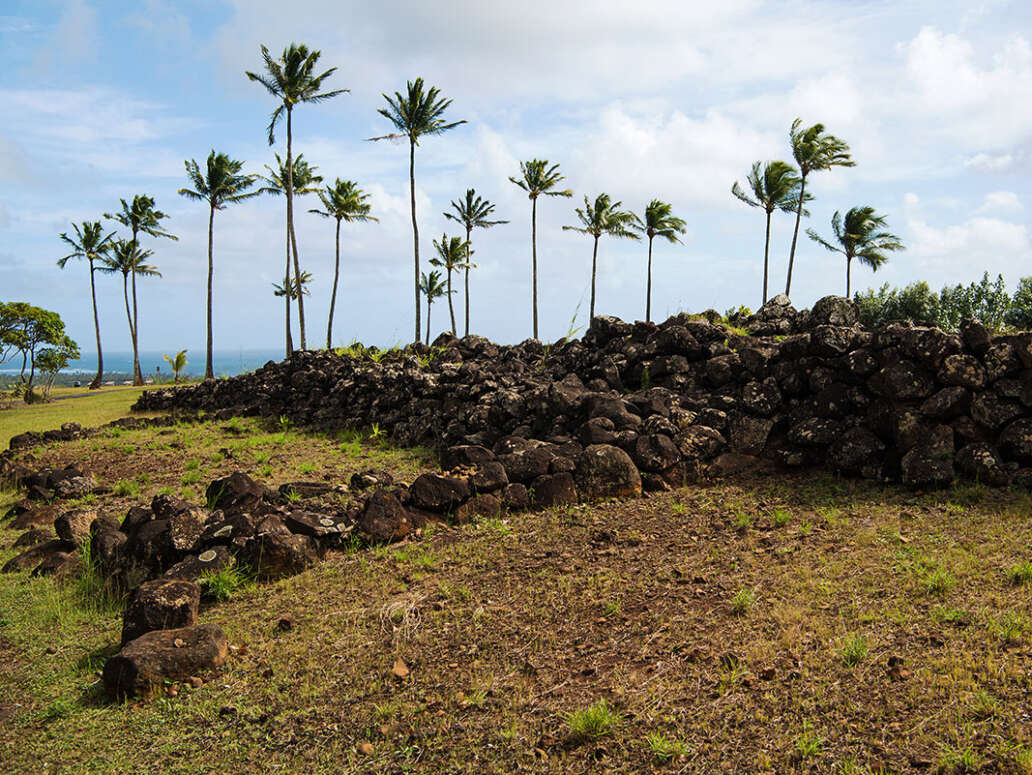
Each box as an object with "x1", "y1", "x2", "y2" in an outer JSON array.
[
  {"x1": 1, "y1": 413, "x2": 1031, "y2": 774},
  {"x1": 0, "y1": 386, "x2": 159, "y2": 449}
]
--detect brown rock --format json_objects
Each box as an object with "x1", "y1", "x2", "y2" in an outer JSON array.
[
  {"x1": 103, "y1": 623, "x2": 229, "y2": 699},
  {"x1": 122, "y1": 578, "x2": 201, "y2": 645}
]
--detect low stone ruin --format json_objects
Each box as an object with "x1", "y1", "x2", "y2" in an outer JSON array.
[{"x1": 135, "y1": 294, "x2": 1032, "y2": 492}]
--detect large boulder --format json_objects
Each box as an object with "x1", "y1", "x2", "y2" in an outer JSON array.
[
  {"x1": 54, "y1": 508, "x2": 97, "y2": 544},
  {"x1": 998, "y1": 418, "x2": 1032, "y2": 464},
  {"x1": 103, "y1": 623, "x2": 229, "y2": 699},
  {"x1": 205, "y1": 472, "x2": 267, "y2": 514},
  {"x1": 245, "y1": 518, "x2": 322, "y2": 580},
  {"x1": 675, "y1": 426, "x2": 727, "y2": 461},
  {"x1": 574, "y1": 444, "x2": 641, "y2": 500},
  {"x1": 809, "y1": 296, "x2": 859, "y2": 327},
  {"x1": 901, "y1": 425, "x2": 954, "y2": 489},
  {"x1": 409, "y1": 472, "x2": 470, "y2": 513},
  {"x1": 356, "y1": 490, "x2": 415, "y2": 544},
  {"x1": 121, "y1": 578, "x2": 201, "y2": 645},
  {"x1": 528, "y1": 473, "x2": 578, "y2": 509},
  {"x1": 2, "y1": 539, "x2": 76, "y2": 573},
  {"x1": 955, "y1": 443, "x2": 1010, "y2": 486}
]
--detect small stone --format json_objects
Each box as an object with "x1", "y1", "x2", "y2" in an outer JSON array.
[
  {"x1": 357, "y1": 741, "x2": 375, "y2": 756},
  {"x1": 392, "y1": 658, "x2": 410, "y2": 678},
  {"x1": 188, "y1": 676, "x2": 203, "y2": 688},
  {"x1": 276, "y1": 615, "x2": 296, "y2": 632}
]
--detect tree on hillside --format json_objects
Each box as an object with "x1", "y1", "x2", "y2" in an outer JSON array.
[
  {"x1": 178, "y1": 150, "x2": 261, "y2": 380},
  {"x1": 369, "y1": 78, "x2": 466, "y2": 344},
  {"x1": 104, "y1": 195, "x2": 177, "y2": 385},
  {"x1": 430, "y1": 233, "x2": 471, "y2": 336},
  {"x1": 37, "y1": 336, "x2": 80, "y2": 401},
  {"x1": 785, "y1": 119, "x2": 855, "y2": 297},
  {"x1": 247, "y1": 42, "x2": 347, "y2": 351},
  {"x1": 0, "y1": 303, "x2": 72, "y2": 401},
  {"x1": 806, "y1": 206, "x2": 903, "y2": 297},
  {"x1": 443, "y1": 189, "x2": 508, "y2": 336},
  {"x1": 98, "y1": 239, "x2": 161, "y2": 369},
  {"x1": 509, "y1": 160, "x2": 573, "y2": 339},
  {"x1": 732, "y1": 160, "x2": 808, "y2": 306},
  {"x1": 633, "y1": 200, "x2": 687, "y2": 323},
  {"x1": 419, "y1": 269, "x2": 448, "y2": 346},
  {"x1": 260, "y1": 153, "x2": 323, "y2": 355},
  {"x1": 310, "y1": 178, "x2": 378, "y2": 349},
  {"x1": 562, "y1": 193, "x2": 640, "y2": 322},
  {"x1": 57, "y1": 221, "x2": 115, "y2": 389}
]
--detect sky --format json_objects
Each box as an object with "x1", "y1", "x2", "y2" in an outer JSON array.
[{"x1": 2, "y1": 0, "x2": 1031, "y2": 354}]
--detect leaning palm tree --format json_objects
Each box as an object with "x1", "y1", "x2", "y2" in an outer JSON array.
[
  {"x1": 562, "y1": 193, "x2": 640, "y2": 322},
  {"x1": 806, "y1": 206, "x2": 904, "y2": 297},
  {"x1": 368, "y1": 78, "x2": 466, "y2": 344},
  {"x1": 57, "y1": 221, "x2": 115, "y2": 389},
  {"x1": 785, "y1": 119, "x2": 855, "y2": 297},
  {"x1": 732, "y1": 161, "x2": 809, "y2": 305},
  {"x1": 178, "y1": 151, "x2": 260, "y2": 380},
  {"x1": 634, "y1": 200, "x2": 687, "y2": 323},
  {"x1": 443, "y1": 189, "x2": 508, "y2": 336},
  {"x1": 509, "y1": 160, "x2": 573, "y2": 339},
  {"x1": 430, "y1": 234, "x2": 471, "y2": 336},
  {"x1": 97, "y1": 239, "x2": 161, "y2": 363},
  {"x1": 419, "y1": 270, "x2": 448, "y2": 346},
  {"x1": 259, "y1": 153, "x2": 323, "y2": 355},
  {"x1": 272, "y1": 270, "x2": 313, "y2": 301},
  {"x1": 310, "y1": 179, "x2": 378, "y2": 349},
  {"x1": 246, "y1": 42, "x2": 347, "y2": 351},
  {"x1": 104, "y1": 195, "x2": 177, "y2": 385}
]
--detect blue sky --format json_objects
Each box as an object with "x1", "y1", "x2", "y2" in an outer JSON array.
[{"x1": 2, "y1": 0, "x2": 1031, "y2": 354}]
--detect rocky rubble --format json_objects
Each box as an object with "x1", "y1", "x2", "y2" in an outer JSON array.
[{"x1": 133, "y1": 295, "x2": 1032, "y2": 492}]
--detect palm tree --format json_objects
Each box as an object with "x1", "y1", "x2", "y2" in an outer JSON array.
[
  {"x1": 178, "y1": 151, "x2": 260, "y2": 380},
  {"x1": 259, "y1": 153, "x2": 323, "y2": 355},
  {"x1": 104, "y1": 195, "x2": 177, "y2": 385},
  {"x1": 430, "y1": 234, "x2": 471, "y2": 336},
  {"x1": 97, "y1": 239, "x2": 161, "y2": 363},
  {"x1": 57, "y1": 221, "x2": 115, "y2": 389},
  {"x1": 272, "y1": 270, "x2": 313, "y2": 300},
  {"x1": 634, "y1": 200, "x2": 687, "y2": 323},
  {"x1": 419, "y1": 270, "x2": 448, "y2": 346},
  {"x1": 732, "y1": 161, "x2": 809, "y2": 305},
  {"x1": 443, "y1": 189, "x2": 508, "y2": 336},
  {"x1": 806, "y1": 206, "x2": 904, "y2": 297},
  {"x1": 163, "y1": 349, "x2": 187, "y2": 384},
  {"x1": 368, "y1": 78, "x2": 466, "y2": 344},
  {"x1": 785, "y1": 119, "x2": 855, "y2": 297},
  {"x1": 509, "y1": 160, "x2": 573, "y2": 339},
  {"x1": 310, "y1": 179, "x2": 378, "y2": 349},
  {"x1": 246, "y1": 42, "x2": 347, "y2": 351},
  {"x1": 562, "y1": 193, "x2": 640, "y2": 322}
]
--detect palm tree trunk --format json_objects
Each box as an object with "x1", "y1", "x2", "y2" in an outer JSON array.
[
  {"x1": 531, "y1": 197, "x2": 538, "y2": 340},
  {"x1": 122, "y1": 274, "x2": 135, "y2": 353},
  {"x1": 284, "y1": 189, "x2": 293, "y2": 358},
  {"x1": 409, "y1": 138, "x2": 420, "y2": 345},
  {"x1": 88, "y1": 259, "x2": 103, "y2": 390},
  {"x1": 646, "y1": 236, "x2": 654, "y2": 323},
  {"x1": 327, "y1": 218, "x2": 341, "y2": 349},
  {"x1": 205, "y1": 204, "x2": 215, "y2": 380},
  {"x1": 785, "y1": 175, "x2": 807, "y2": 297},
  {"x1": 590, "y1": 236, "x2": 599, "y2": 321},
  {"x1": 130, "y1": 226, "x2": 142, "y2": 386},
  {"x1": 446, "y1": 268, "x2": 456, "y2": 335},
  {"x1": 464, "y1": 225, "x2": 471, "y2": 337},
  {"x1": 846, "y1": 256, "x2": 852, "y2": 298},
  {"x1": 763, "y1": 210, "x2": 772, "y2": 305},
  {"x1": 425, "y1": 300, "x2": 431, "y2": 346},
  {"x1": 286, "y1": 107, "x2": 306, "y2": 350}
]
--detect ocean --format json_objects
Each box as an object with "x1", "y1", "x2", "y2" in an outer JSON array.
[{"x1": 0, "y1": 349, "x2": 287, "y2": 381}]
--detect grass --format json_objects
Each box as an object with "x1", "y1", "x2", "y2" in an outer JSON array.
[
  {"x1": 198, "y1": 559, "x2": 251, "y2": 602},
  {"x1": 730, "y1": 587, "x2": 754, "y2": 615},
  {"x1": 1, "y1": 422, "x2": 1032, "y2": 772},
  {"x1": 0, "y1": 386, "x2": 160, "y2": 448},
  {"x1": 1005, "y1": 560, "x2": 1032, "y2": 586}
]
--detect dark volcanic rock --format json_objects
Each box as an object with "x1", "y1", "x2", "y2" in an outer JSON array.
[
  {"x1": 575, "y1": 444, "x2": 641, "y2": 499},
  {"x1": 121, "y1": 578, "x2": 201, "y2": 645},
  {"x1": 409, "y1": 473, "x2": 471, "y2": 513},
  {"x1": 357, "y1": 491, "x2": 415, "y2": 544},
  {"x1": 103, "y1": 623, "x2": 229, "y2": 699},
  {"x1": 528, "y1": 473, "x2": 577, "y2": 509}
]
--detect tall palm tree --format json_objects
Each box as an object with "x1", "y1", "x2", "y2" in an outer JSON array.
[
  {"x1": 562, "y1": 193, "x2": 640, "y2": 322},
  {"x1": 368, "y1": 78, "x2": 466, "y2": 344},
  {"x1": 310, "y1": 179, "x2": 377, "y2": 349},
  {"x1": 785, "y1": 119, "x2": 855, "y2": 297},
  {"x1": 430, "y1": 234, "x2": 471, "y2": 336},
  {"x1": 57, "y1": 221, "x2": 115, "y2": 389},
  {"x1": 97, "y1": 239, "x2": 161, "y2": 366},
  {"x1": 509, "y1": 160, "x2": 573, "y2": 339},
  {"x1": 246, "y1": 42, "x2": 347, "y2": 351},
  {"x1": 259, "y1": 153, "x2": 323, "y2": 355},
  {"x1": 633, "y1": 200, "x2": 687, "y2": 323},
  {"x1": 443, "y1": 189, "x2": 508, "y2": 336},
  {"x1": 806, "y1": 206, "x2": 904, "y2": 297},
  {"x1": 104, "y1": 195, "x2": 177, "y2": 385},
  {"x1": 732, "y1": 161, "x2": 809, "y2": 305},
  {"x1": 419, "y1": 270, "x2": 448, "y2": 346},
  {"x1": 178, "y1": 151, "x2": 260, "y2": 380}
]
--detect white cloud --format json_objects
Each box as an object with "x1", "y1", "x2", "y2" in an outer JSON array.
[
  {"x1": 965, "y1": 151, "x2": 1022, "y2": 172},
  {"x1": 976, "y1": 191, "x2": 1023, "y2": 214}
]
